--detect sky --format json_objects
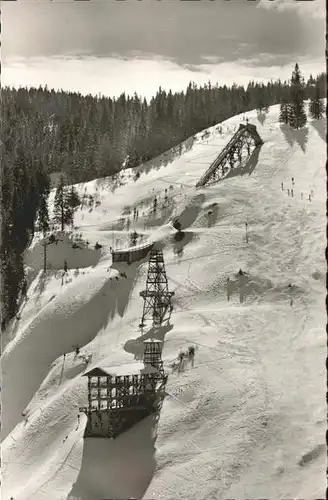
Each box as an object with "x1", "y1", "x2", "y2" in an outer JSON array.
[{"x1": 2, "y1": 0, "x2": 326, "y2": 100}]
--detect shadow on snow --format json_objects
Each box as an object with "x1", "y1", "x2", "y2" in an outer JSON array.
[
  {"x1": 68, "y1": 409, "x2": 163, "y2": 500},
  {"x1": 1, "y1": 262, "x2": 140, "y2": 440},
  {"x1": 280, "y1": 124, "x2": 309, "y2": 152}
]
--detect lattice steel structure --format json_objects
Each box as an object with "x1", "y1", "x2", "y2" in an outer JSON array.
[
  {"x1": 80, "y1": 362, "x2": 166, "y2": 439},
  {"x1": 139, "y1": 249, "x2": 174, "y2": 329},
  {"x1": 196, "y1": 123, "x2": 263, "y2": 188},
  {"x1": 143, "y1": 339, "x2": 165, "y2": 379}
]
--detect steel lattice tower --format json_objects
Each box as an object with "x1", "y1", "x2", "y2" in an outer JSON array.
[
  {"x1": 143, "y1": 339, "x2": 165, "y2": 379},
  {"x1": 139, "y1": 249, "x2": 174, "y2": 330}
]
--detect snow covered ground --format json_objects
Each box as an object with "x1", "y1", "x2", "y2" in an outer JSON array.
[{"x1": 1, "y1": 105, "x2": 326, "y2": 500}]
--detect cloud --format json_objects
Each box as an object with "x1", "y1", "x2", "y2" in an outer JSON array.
[
  {"x1": 257, "y1": 0, "x2": 325, "y2": 19},
  {"x1": 2, "y1": 0, "x2": 323, "y2": 66}
]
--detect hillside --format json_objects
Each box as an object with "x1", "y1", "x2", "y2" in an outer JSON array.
[{"x1": 1, "y1": 105, "x2": 326, "y2": 500}]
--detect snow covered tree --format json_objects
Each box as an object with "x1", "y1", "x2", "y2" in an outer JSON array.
[
  {"x1": 309, "y1": 84, "x2": 324, "y2": 120},
  {"x1": 37, "y1": 194, "x2": 50, "y2": 236},
  {"x1": 53, "y1": 175, "x2": 72, "y2": 231},
  {"x1": 289, "y1": 63, "x2": 307, "y2": 129}
]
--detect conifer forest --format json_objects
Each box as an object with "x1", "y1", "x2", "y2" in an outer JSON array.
[{"x1": 1, "y1": 67, "x2": 326, "y2": 331}]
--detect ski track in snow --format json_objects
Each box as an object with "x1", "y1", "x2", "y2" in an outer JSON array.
[{"x1": 1, "y1": 106, "x2": 326, "y2": 500}]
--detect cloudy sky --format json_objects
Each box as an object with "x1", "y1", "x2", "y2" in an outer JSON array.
[{"x1": 2, "y1": 0, "x2": 325, "y2": 99}]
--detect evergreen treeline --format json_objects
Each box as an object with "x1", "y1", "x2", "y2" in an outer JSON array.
[
  {"x1": 1, "y1": 69, "x2": 326, "y2": 331},
  {"x1": 1, "y1": 104, "x2": 50, "y2": 330},
  {"x1": 279, "y1": 64, "x2": 325, "y2": 127},
  {"x1": 2, "y1": 71, "x2": 325, "y2": 185}
]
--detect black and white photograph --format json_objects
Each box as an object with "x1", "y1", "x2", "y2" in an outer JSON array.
[{"x1": 1, "y1": 1, "x2": 326, "y2": 499}]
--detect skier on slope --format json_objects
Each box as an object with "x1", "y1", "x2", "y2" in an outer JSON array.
[
  {"x1": 227, "y1": 277, "x2": 232, "y2": 301},
  {"x1": 178, "y1": 351, "x2": 185, "y2": 373},
  {"x1": 288, "y1": 284, "x2": 293, "y2": 306},
  {"x1": 188, "y1": 346, "x2": 196, "y2": 367}
]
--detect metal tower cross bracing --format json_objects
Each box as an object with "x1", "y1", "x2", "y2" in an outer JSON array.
[
  {"x1": 143, "y1": 339, "x2": 165, "y2": 380},
  {"x1": 196, "y1": 123, "x2": 263, "y2": 188},
  {"x1": 139, "y1": 249, "x2": 174, "y2": 329}
]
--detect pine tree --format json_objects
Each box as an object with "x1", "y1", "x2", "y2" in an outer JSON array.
[
  {"x1": 37, "y1": 195, "x2": 50, "y2": 236},
  {"x1": 309, "y1": 84, "x2": 324, "y2": 120},
  {"x1": 53, "y1": 175, "x2": 72, "y2": 231},
  {"x1": 130, "y1": 230, "x2": 138, "y2": 247},
  {"x1": 289, "y1": 63, "x2": 307, "y2": 129},
  {"x1": 256, "y1": 85, "x2": 269, "y2": 114},
  {"x1": 279, "y1": 103, "x2": 289, "y2": 124},
  {"x1": 66, "y1": 185, "x2": 80, "y2": 228},
  {"x1": 67, "y1": 185, "x2": 80, "y2": 210}
]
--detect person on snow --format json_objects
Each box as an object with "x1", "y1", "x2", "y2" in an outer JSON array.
[
  {"x1": 178, "y1": 351, "x2": 185, "y2": 373},
  {"x1": 288, "y1": 284, "x2": 293, "y2": 306},
  {"x1": 291, "y1": 189, "x2": 294, "y2": 197},
  {"x1": 287, "y1": 189, "x2": 290, "y2": 196},
  {"x1": 227, "y1": 277, "x2": 231, "y2": 301},
  {"x1": 292, "y1": 177, "x2": 295, "y2": 186},
  {"x1": 281, "y1": 182, "x2": 284, "y2": 191},
  {"x1": 188, "y1": 346, "x2": 195, "y2": 367},
  {"x1": 238, "y1": 269, "x2": 244, "y2": 276}
]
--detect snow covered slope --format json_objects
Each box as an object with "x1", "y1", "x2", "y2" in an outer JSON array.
[{"x1": 1, "y1": 105, "x2": 326, "y2": 500}]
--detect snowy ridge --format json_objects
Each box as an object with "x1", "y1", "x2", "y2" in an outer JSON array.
[{"x1": 1, "y1": 104, "x2": 326, "y2": 500}]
